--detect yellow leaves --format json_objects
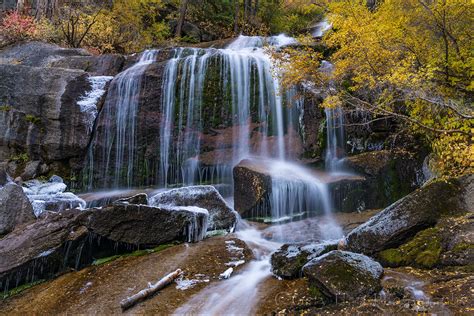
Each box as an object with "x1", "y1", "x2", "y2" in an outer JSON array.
[{"x1": 322, "y1": 95, "x2": 343, "y2": 109}]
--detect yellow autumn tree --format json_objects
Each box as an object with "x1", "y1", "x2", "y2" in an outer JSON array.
[{"x1": 278, "y1": 0, "x2": 473, "y2": 176}]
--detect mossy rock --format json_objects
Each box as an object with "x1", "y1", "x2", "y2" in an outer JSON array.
[
  {"x1": 302, "y1": 250, "x2": 383, "y2": 301},
  {"x1": 378, "y1": 214, "x2": 474, "y2": 269}
]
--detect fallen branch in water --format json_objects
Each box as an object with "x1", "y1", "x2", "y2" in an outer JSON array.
[{"x1": 120, "y1": 269, "x2": 182, "y2": 310}]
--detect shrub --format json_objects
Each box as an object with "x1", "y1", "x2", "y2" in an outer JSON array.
[{"x1": 0, "y1": 11, "x2": 37, "y2": 43}]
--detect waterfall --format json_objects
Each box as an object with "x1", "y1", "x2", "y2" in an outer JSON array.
[
  {"x1": 84, "y1": 50, "x2": 158, "y2": 189},
  {"x1": 325, "y1": 107, "x2": 345, "y2": 171},
  {"x1": 157, "y1": 37, "x2": 302, "y2": 187}
]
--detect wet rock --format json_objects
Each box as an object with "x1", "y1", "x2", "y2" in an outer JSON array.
[
  {"x1": 0, "y1": 183, "x2": 35, "y2": 235},
  {"x1": 302, "y1": 250, "x2": 383, "y2": 301},
  {"x1": 0, "y1": 204, "x2": 208, "y2": 291},
  {"x1": 233, "y1": 159, "x2": 272, "y2": 218},
  {"x1": 88, "y1": 204, "x2": 209, "y2": 245},
  {"x1": 114, "y1": 193, "x2": 148, "y2": 205},
  {"x1": 345, "y1": 175, "x2": 473, "y2": 255},
  {"x1": 150, "y1": 185, "x2": 236, "y2": 231},
  {"x1": 378, "y1": 214, "x2": 474, "y2": 268},
  {"x1": 271, "y1": 242, "x2": 337, "y2": 279}
]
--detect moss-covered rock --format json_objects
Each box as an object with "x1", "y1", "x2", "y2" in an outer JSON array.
[
  {"x1": 345, "y1": 174, "x2": 473, "y2": 255},
  {"x1": 271, "y1": 242, "x2": 337, "y2": 279},
  {"x1": 378, "y1": 214, "x2": 474, "y2": 269},
  {"x1": 302, "y1": 250, "x2": 383, "y2": 301}
]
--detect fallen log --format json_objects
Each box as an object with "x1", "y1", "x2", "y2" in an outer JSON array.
[{"x1": 120, "y1": 269, "x2": 182, "y2": 310}]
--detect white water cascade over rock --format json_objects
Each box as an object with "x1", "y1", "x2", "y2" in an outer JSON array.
[{"x1": 84, "y1": 50, "x2": 159, "y2": 188}]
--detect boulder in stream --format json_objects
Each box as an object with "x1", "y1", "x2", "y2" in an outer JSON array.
[
  {"x1": 271, "y1": 242, "x2": 337, "y2": 279},
  {"x1": 150, "y1": 185, "x2": 236, "y2": 231},
  {"x1": 302, "y1": 250, "x2": 383, "y2": 301},
  {"x1": 0, "y1": 183, "x2": 35, "y2": 235}
]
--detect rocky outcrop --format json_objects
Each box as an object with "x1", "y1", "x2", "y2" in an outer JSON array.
[
  {"x1": 0, "y1": 42, "x2": 118, "y2": 180},
  {"x1": 0, "y1": 63, "x2": 100, "y2": 178},
  {"x1": 0, "y1": 41, "x2": 90, "y2": 67},
  {"x1": 150, "y1": 185, "x2": 237, "y2": 231},
  {"x1": 271, "y1": 242, "x2": 337, "y2": 279},
  {"x1": 0, "y1": 203, "x2": 208, "y2": 291},
  {"x1": 345, "y1": 175, "x2": 473, "y2": 255},
  {"x1": 0, "y1": 183, "x2": 35, "y2": 235},
  {"x1": 302, "y1": 250, "x2": 383, "y2": 301},
  {"x1": 378, "y1": 214, "x2": 473, "y2": 268}
]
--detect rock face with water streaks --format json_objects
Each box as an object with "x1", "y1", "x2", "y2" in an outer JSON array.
[
  {"x1": 150, "y1": 185, "x2": 236, "y2": 231},
  {"x1": 0, "y1": 183, "x2": 35, "y2": 235},
  {"x1": 271, "y1": 242, "x2": 337, "y2": 279},
  {"x1": 0, "y1": 42, "x2": 120, "y2": 180},
  {"x1": 345, "y1": 175, "x2": 473, "y2": 255},
  {"x1": 302, "y1": 250, "x2": 383, "y2": 301},
  {"x1": 0, "y1": 203, "x2": 209, "y2": 292}
]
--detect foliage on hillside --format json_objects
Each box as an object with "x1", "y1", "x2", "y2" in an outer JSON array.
[
  {"x1": 1, "y1": 0, "x2": 322, "y2": 52},
  {"x1": 276, "y1": 0, "x2": 473, "y2": 176}
]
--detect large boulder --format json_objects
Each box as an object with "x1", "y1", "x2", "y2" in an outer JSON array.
[
  {"x1": 271, "y1": 242, "x2": 337, "y2": 279},
  {"x1": 302, "y1": 250, "x2": 383, "y2": 301},
  {"x1": 0, "y1": 183, "x2": 35, "y2": 235},
  {"x1": 0, "y1": 204, "x2": 208, "y2": 291},
  {"x1": 149, "y1": 185, "x2": 236, "y2": 231},
  {"x1": 378, "y1": 214, "x2": 474, "y2": 268},
  {"x1": 345, "y1": 175, "x2": 473, "y2": 255}
]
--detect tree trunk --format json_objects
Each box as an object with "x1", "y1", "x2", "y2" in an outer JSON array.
[
  {"x1": 175, "y1": 0, "x2": 189, "y2": 38},
  {"x1": 120, "y1": 269, "x2": 182, "y2": 310},
  {"x1": 34, "y1": 0, "x2": 59, "y2": 20}
]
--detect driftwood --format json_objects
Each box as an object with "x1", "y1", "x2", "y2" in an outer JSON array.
[{"x1": 120, "y1": 269, "x2": 182, "y2": 310}]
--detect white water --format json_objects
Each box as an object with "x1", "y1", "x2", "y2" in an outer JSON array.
[
  {"x1": 174, "y1": 224, "x2": 281, "y2": 316},
  {"x1": 84, "y1": 50, "x2": 158, "y2": 188},
  {"x1": 156, "y1": 36, "x2": 302, "y2": 188},
  {"x1": 312, "y1": 19, "x2": 331, "y2": 38}
]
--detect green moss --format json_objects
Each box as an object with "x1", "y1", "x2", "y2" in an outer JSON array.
[
  {"x1": 11, "y1": 152, "x2": 29, "y2": 163},
  {"x1": 0, "y1": 105, "x2": 11, "y2": 112},
  {"x1": 25, "y1": 114, "x2": 41, "y2": 125},
  {"x1": 92, "y1": 243, "x2": 177, "y2": 266},
  {"x1": 1, "y1": 280, "x2": 45, "y2": 300},
  {"x1": 378, "y1": 227, "x2": 442, "y2": 269},
  {"x1": 308, "y1": 285, "x2": 324, "y2": 298},
  {"x1": 451, "y1": 242, "x2": 474, "y2": 253}
]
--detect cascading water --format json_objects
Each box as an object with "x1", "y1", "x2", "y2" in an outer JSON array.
[
  {"x1": 157, "y1": 36, "x2": 302, "y2": 188},
  {"x1": 84, "y1": 50, "x2": 158, "y2": 189},
  {"x1": 325, "y1": 106, "x2": 345, "y2": 171}
]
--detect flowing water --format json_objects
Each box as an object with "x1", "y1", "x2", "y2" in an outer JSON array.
[{"x1": 81, "y1": 29, "x2": 348, "y2": 315}]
